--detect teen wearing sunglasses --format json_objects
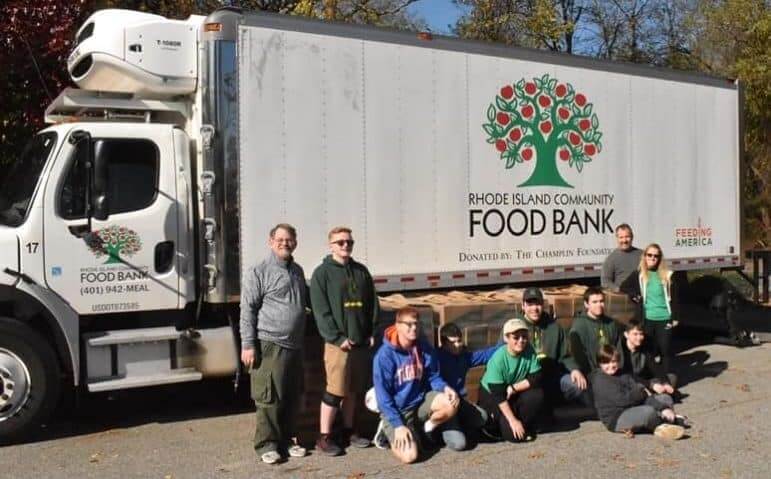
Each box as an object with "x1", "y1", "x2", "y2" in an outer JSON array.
[{"x1": 310, "y1": 226, "x2": 378, "y2": 456}]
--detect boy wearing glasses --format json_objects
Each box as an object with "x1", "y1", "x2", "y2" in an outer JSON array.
[
  {"x1": 373, "y1": 307, "x2": 460, "y2": 464},
  {"x1": 478, "y1": 318, "x2": 544, "y2": 442},
  {"x1": 569, "y1": 286, "x2": 624, "y2": 377},
  {"x1": 310, "y1": 226, "x2": 378, "y2": 456},
  {"x1": 239, "y1": 224, "x2": 308, "y2": 464}
]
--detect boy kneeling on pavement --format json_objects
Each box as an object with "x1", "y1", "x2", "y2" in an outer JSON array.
[{"x1": 372, "y1": 307, "x2": 460, "y2": 464}]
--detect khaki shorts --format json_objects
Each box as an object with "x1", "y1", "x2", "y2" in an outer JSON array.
[
  {"x1": 324, "y1": 342, "x2": 372, "y2": 396},
  {"x1": 380, "y1": 390, "x2": 439, "y2": 445}
]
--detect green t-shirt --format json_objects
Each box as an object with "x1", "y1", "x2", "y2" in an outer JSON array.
[
  {"x1": 645, "y1": 273, "x2": 671, "y2": 321},
  {"x1": 480, "y1": 345, "x2": 541, "y2": 392}
]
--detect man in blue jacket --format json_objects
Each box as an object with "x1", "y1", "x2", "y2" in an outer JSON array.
[{"x1": 373, "y1": 307, "x2": 460, "y2": 464}]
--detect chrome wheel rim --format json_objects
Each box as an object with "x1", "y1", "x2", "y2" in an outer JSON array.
[{"x1": 0, "y1": 347, "x2": 31, "y2": 422}]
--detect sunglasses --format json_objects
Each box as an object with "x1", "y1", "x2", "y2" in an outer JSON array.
[
  {"x1": 398, "y1": 321, "x2": 419, "y2": 328},
  {"x1": 645, "y1": 253, "x2": 661, "y2": 258},
  {"x1": 331, "y1": 239, "x2": 355, "y2": 247}
]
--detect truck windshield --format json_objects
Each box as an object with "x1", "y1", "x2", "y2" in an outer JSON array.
[{"x1": 0, "y1": 132, "x2": 58, "y2": 227}]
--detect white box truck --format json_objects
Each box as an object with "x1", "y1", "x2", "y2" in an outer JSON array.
[{"x1": 0, "y1": 7, "x2": 744, "y2": 440}]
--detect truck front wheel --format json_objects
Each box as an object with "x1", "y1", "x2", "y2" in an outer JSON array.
[{"x1": 0, "y1": 317, "x2": 61, "y2": 443}]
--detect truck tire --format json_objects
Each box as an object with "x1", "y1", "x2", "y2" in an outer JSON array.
[{"x1": 0, "y1": 317, "x2": 61, "y2": 443}]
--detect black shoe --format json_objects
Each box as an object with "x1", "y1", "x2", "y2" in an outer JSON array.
[
  {"x1": 480, "y1": 425, "x2": 502, "y2": 441},
  {"x1": 344, "y1": 428, "x2": 371, "y2": 448},
  {"x1": 315, "y1": 434, "x2": 343, "y2": 456}
]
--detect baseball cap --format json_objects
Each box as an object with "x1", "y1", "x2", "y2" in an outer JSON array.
[
  {"x1": 502, "y1": 318, "x2": 529, "y2": 336},
  {"x1": 523, "y1": 287, "x2": 544, "y2": 302}
]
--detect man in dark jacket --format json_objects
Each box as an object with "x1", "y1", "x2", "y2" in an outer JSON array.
[{"x1": 310, "y1": 226, "x2": 378, "y2": 455}]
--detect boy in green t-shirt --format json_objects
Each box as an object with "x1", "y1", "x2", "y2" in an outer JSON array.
[{"x1": 478, "y1": 318, "x2": 544, "y2": 442}]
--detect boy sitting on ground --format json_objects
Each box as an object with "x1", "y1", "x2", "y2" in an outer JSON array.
[{"x1": 590, "y1": 344, "x2": 685, "y2": 439}]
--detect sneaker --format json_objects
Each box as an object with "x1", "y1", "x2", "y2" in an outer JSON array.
[
  {"x1": 348, "y1": 433, "x2": 371, "y2": 449},
  {"x1": 288, "y1": 443, "x2": 307, "y2": 458},
  {"x1": 315, "y1": 434, "x2": 343, "y2": 456},
  {"x1": 674, "y1": 414, "x2": 691, "y2": 428},
  {"x1": 261, "y1": 451, "x2": 282, "y2": 464},
  {"x1": 480, "y1": 425, "x2": 502, "y2": 441},
  {"x1": 654, "y1": 423, "x2": 685, "y2": 440},
  {"x1": 373, "y1": 420, "x2": 389, "y2": 450}
]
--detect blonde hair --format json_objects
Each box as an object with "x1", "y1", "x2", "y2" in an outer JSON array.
[
  {"x1": 328, "y1": 226, "x2": 352, "y2": 240},
  {"x1": 639, "y1": 243, "x2": 670, "y2": 285}
]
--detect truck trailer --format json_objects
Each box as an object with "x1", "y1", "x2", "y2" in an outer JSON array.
[{"x1": 0, "y1": 7, "x2": 743, "y2": 441}]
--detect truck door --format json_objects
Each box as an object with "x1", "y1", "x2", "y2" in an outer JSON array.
[{"x1": 42, "y1": 124, "x2": 183, "y2": 314}]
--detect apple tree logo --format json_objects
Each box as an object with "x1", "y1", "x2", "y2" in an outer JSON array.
[
  {"x1": 483, "y1": 74, "x2": 603, "y2": 188},
  {"x1": 87, "y1": 225, "x2": 142, "y2": 264}
]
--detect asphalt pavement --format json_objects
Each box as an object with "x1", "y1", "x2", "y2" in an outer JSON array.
[{"x1": 1, "y1": 336, "x2": 770, "y2": 479}]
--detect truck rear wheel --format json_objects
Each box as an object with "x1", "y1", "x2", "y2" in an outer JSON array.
[{"x1": 0, "y1": 317, "x2": 61, "y2": 443}]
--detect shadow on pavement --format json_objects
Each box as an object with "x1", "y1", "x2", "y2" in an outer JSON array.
[{"x1": 14, "y1": 377, "x2": 253, "y2": 446}]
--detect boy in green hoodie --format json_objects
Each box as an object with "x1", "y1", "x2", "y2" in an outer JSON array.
[
  {"x1": 519, "y1": 287, "x2": 591, "y2": 411},
  {"x1": 569, "y1": 286, "x2": 625, "y2": 376},
  {"x1": 311, "y1": 226, "x2": 378, "y2": 456}
]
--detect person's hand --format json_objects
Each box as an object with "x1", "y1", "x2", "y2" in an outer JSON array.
[
  {"x1": 393, "y1": 426, "x2": 413, "y2": 451},
  {"x1": 509, "y1": 418, "x2": 526, "y2": 440},
  {"x1": 571, "y1": 369, "x2": 588, "y2": 390},
  {"x1": 660, "y1": 408, "x2": 676, "y2": 423},
  {"x1": 651, "y1": 383, "x2": 667, "y2": 394},
  {"x1": 506, "y1": 385, "x2": 516, "y2": 399},
  {"x1": 444, "y1": 386, "x2": 460, "y2": 408},
  {"x1": 241, "y1": 348, "x2": 255, "y2": 368},
  {"x1": 340, "y1": 339, "x2": 353, "y2": 351}
]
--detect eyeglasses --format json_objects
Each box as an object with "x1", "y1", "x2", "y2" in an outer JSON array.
[
  {"x1": 645, "y1": 253, "x2": 661, "y2": 258},
  {"x1": 398, "y1": 321, "x2": 419, "y2": 329},
  {"x1": 331, "y1": 239, "x2": 355, "y2": 247}
]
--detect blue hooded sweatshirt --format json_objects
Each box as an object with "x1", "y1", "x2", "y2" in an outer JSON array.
[
  {"x1": 373, "y1": 325, "x2": 448, "y2": 428},
  {"x1": 436, "y1": 344, "x2": 501, "y2": 397}
]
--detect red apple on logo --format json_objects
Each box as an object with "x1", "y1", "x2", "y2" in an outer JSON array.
[
  {"x1": 509, "y1": 128, "x2": 522, "y2": 142},
  {"x1": 540, "y1": 121, "x2": 552, "y2": 134},
  {"x1": 559, "y1": 149, "x2": 570, "y2": 161},
  {"x1": 579, "y1": 119, "x2": 591, "y2": 131},
  {"x1": 495, "y1": 140, "x2": 507, "y2": 152},
  {"x1": 500, "y1": 85, "x2": 514, "y2": 100},
  {"x1": 584, "y1": 144, "x2": 596, "y2": 156},
  {"x1": 569, "y1": 132, "x2": 581, "y2": 146},
  {"x1": 558, "y1": 108, "x2": 570, "y2": 120},
  {"x1": 497, "y1": 112, "x2": 510, "y2": 125},
  {"x1": 521, "y1": 148, "x2": 533, "y2": 161},
  {"x1": 521, "y1": 105, "x2": 534, "y2": 118},
  {"x1": 555, "y1": 84, "x2": 567, "y2": 97},
  {"x1": 524, "y1": 82, "x2": 537, "y2": 95},
  {"x1": 575, "y1": 93, "x2": 587, "y2": 107},
  {"x1": 538, "y1": 95, "x2": 551, "y2": 108}
]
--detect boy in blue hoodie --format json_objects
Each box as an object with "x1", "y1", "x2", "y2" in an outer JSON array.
[
  {"x1": 435, "y1": 323, "x2": 500, "y2": 450},
  {"x1": 373, "y1": 307, "x2": 460, "y2": 464}
]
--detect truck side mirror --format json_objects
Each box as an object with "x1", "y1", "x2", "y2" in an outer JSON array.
[{"x1": 92, "y1": 140, "x2": 110, "y2": 221}]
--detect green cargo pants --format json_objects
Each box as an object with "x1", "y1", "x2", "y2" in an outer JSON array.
[{"x1": 250, "y1": 340, "x2": 304, "y2": 455}]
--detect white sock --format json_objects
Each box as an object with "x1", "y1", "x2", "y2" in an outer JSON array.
[{"x1": 424, "y1": 419, "x2": 438, "y2": 433}]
